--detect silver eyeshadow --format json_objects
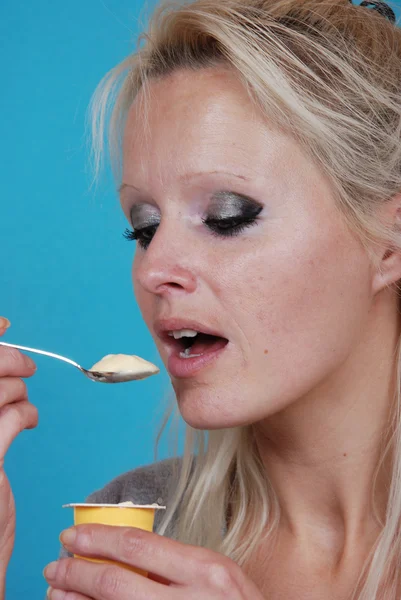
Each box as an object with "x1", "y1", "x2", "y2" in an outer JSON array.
[
  {"x1": 207, "y1": 191, "x2": 263, "y2": 220},
  {"x1": 130, "y1": 204, "x2": 160, "y2": 229},
  {"x1": 129, "y1": 191, "x2": 263, "y2": 228}
]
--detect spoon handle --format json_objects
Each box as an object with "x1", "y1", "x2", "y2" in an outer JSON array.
[{"x1": 0, "y1": 341, "x2": 80, "y2": 369}]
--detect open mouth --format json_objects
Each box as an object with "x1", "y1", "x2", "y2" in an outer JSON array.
[{"x1": 168, "y1": 331, "x2": 229, "y2": 358}]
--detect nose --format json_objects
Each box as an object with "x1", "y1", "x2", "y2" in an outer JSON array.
[{"x1": 133, "y1": 224, "x2": 197, "y2": 296}]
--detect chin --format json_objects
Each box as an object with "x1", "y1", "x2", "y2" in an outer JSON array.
[
  {"x1": 173, "y1": 377, "x2": 293, "y2": 431},
  {"x1": 174, "y1": 385, "x2": 252, "y2": 430},
  {"x1": 180, "y1": 412, "x2": 233, "y2": 430}
]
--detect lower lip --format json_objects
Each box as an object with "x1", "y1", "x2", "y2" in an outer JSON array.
[{"x1": 167, "y1": 343, "x2": 228, "y2": 379}]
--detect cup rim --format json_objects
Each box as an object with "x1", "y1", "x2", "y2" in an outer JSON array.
[{"x1": 63, "y1": 503, "x2": 166, "y2": 510}]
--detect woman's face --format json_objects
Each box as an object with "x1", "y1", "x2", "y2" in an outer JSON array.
[{"x1": 120, "y1": 67, "x2": 373, "y2": 429}]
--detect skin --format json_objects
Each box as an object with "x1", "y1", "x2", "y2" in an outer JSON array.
[{"x1": 2, "y1": 66, "x2": 401, "y2": 600}]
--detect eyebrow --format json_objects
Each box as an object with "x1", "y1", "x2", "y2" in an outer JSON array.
[{"x1": 117, "y1": 171, "x2": 252, "y2": 195}]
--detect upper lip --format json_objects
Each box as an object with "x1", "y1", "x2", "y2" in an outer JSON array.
[{"x1": 154, "y1": 318, "x2": 228, "y2": 343}]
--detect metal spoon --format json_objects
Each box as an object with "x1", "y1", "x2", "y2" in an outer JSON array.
[{"x1": 0, "y1": 341, "x2": 158, "y2": 383}]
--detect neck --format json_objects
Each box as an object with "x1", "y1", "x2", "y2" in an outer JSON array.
[{"x1": 253, "y1": 289, "x2": 400, "y2": 563}]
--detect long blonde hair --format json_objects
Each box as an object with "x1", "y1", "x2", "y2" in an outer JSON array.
[{"x1": 88, "y1": 1, "x2": 401, "y2": 597}]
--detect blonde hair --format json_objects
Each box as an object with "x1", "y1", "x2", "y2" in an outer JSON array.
[{"x1": 88, "y1": 1, "x2": 401, "y2": 597}]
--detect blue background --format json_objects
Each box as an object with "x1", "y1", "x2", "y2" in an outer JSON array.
[
  {"x1": 1, "y1": 1, "x2": 173, "y2": 598},
  {"x1": 1, "y1": 1, "x2": 401, "y2": 598}
]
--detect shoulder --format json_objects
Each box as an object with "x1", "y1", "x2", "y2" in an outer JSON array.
[{"x1": 85, "y1": 456, "x2": 182, "y2": 507}]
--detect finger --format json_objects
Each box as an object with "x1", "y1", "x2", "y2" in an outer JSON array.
[
  {"x1": 0, "y1": 400, "x2": 38, "y2": 456},
  {"x1": 0, "y1": 318, "x2": 11, "y2": 335},
  {"x1": 44, "y1": 557, "x2": 175, "y2": 600},
  {"x1": 48, "y1": 588, "x2": 93, "y2": 600},
  {"x1": 60, "y1": 524, "x2": 213, "y2": 585},
  {"x1": 0, "y1": 377, "x2": 28, "y2": 409},
  {"x1": 0, "y1": 346, "x2": 36, "y2": 378}
]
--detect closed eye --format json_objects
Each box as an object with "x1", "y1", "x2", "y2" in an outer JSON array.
[
  {"x1": 202, "y1": 215, "x2": 260, "y2": 237},
  {"x1": 123, "y1": 213, "x2": 261, "y2": 249}
]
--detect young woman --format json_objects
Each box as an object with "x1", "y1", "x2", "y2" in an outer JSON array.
[{"x1": 1, "y1": 1, "x2": 400, "y2": 598}]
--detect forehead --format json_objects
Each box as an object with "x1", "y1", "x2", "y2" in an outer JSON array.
[
  {"x1": 121, "y1": 67, "x2": 330, "y2": 206},
  {"x1": 124, "y1": 67, "x2": 259, "y2": 139},
  {"x1": 123, "y1": 68, "x2": 286, "y2": 174}
]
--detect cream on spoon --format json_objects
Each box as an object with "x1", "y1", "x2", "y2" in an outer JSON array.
[
  {"x1": 88, "y1": 353, "x2": 160, "y2": 382},
  {"x1": 0, "y1": 342, "x2": 160, "y2": 383}
]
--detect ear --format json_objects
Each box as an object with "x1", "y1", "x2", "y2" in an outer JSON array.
[{"x1": 371, "y1": 193, "x2": 401, "y2": 295}]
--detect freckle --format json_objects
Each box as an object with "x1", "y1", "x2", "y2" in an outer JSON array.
[
  {"x1": 264, "y1": 349, "x2": 269, "y2": 354},
  {"x1": 343, "y1": 453, "x2": 347, "y2": 457}
]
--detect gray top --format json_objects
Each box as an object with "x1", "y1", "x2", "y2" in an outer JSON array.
[{"x1": 57, "y1": 457, "x2": 181, "y2": 561}]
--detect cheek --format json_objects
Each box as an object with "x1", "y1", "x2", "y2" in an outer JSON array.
[
  {"x1": 221, "y1": 227, "x2": 371, "y2": 371},
  {"x1": 250, "y1": 257, "x2": 323, "y2": 328}
]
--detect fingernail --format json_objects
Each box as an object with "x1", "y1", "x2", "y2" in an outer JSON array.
[
  {"x1": 59, "y1": 528, "x2": 76, "y2": 547},
  {"x1": 46, "y1": 587, "x2": 53, "y2": 599},
  {"x1": 0, "y1": 318, "x2": 11, "y2": 329},
  {"x1": 50, "y1": 590, "x2": 66, "y2": 600},
  {"x1": 25, "y1": 355, "x2": 37, "y2": 369},
  {"x1": 44, "y1": 561, "x2": 58, "y2": 580}
]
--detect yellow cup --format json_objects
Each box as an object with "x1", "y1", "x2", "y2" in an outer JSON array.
[{"x1": 63, "y1": 503, "x2": 166, "y2": 577}]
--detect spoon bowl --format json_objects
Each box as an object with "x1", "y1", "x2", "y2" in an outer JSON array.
[{"x1": 0, "y1": 342, "x2": 159, "y2": 383}]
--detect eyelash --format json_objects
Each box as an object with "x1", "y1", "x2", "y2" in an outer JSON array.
[
  {"x1": 123, "y1": 216, "x2": 260, "y2": 249},
  {"x1": 123, "y1": 226, "x2": 156, "y2": 247},
  {"x1": 202, "y1": 216, "x2": 259, "y2": 237}
]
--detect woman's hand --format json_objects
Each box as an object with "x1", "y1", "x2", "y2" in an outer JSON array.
[
  {"x1": 0, "y1": 318, "x2": 38, "y2": 585},
  {"x1": 44, "y1": 524, "x2": 265, "y2": 599}
]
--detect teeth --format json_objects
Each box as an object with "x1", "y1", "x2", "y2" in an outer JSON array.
[
  {"x1": 167, "y1": 329, "x2": 202, "y2": 358},
  {"x1": 168, "y1": 329, "x2": 199, "y2": 340},
  {"x1": 180, "y1": 347, "x2": 204, "y2": 359}
]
